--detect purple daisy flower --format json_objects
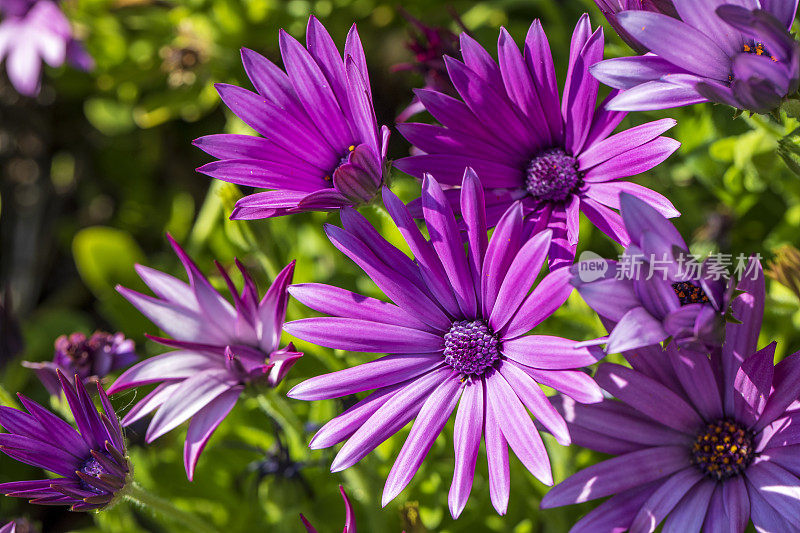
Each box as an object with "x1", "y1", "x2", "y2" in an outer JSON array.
[
  {"x1": 394, "y1": 15, "x2": 680, "y2": 269},
  {"x1": 300, "y1": 485, "x2": 356, "y2": 533},
  {"x1": 591, "y1": 1, "x2": 800, "y2": 114},
  {"x1": 23, "y1": 331, "x2": 137, "y2": 396},
  {"x1": 0, "y1": 522, "x2": 11, "y2": 533},
  {"x1": 285, "y1": 169, "x2": 605, "y2": 517},
  {"x1": 108, "y1": 235, "x2": 301, "y2": 480},
  {"x1": 0, "y1": 371, "x2": 130, "y2": 511},
  {"x1": 543, "y1": 257, "x2": 800, "y2": 532},
  {"x1": 571, "y1": 193, "x2": 733, "y2": 354},
  {"x1": 0, "y1": 0, "x2": 93, "y2": 96},
  {"x1": 193, "y1": 16, "x2": 389, "y2": 220},
  {"x1": 594, "y1": 1, "x2": 679, "y2": 53}
]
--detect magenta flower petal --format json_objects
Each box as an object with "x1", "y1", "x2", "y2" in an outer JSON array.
[
  {"x1": 597, "y1": 363, "x2": 704, "y2": 432},
  {"x1": 662, "y1": 480, "x2": 716, "y2": 531},
  {"x1": 421, "y1": 175, "x2": 477, "y2": 317},
  {"x1": 449, "y1": 381, "x2": 482, "y2": 519},
  {"x1": 330, "y1": 368, "x2": 448, "y2": 473},
  {"x1": 484, "y1": 391, "x2": 511, "y2": 515},
  {"x1": 724, "y1": 256, "x2": 765, "y2": 412},
  {"x1": 486, "y1": 370, "x2": 552, "y2": 485},
  {"x1": 498, "y1": 362, "x2": 570, "y2": 445},
  {"x1": 668, "y1": 346, "x2": 724, "y2": 421},
  {"x1": 502, "y1": 268, "x2": 574, "y2": 338},
  {"x1": 145, "y1": 369, "x2": 238, "y2": 443},
  {"x1": 541, "y1": 446, "x2": 688, "y2": 508},
  {"x1": 502, "y1": 335, "x2": 604, "y2": 370},
  {"x1": 183, "y1": 386, "x2": 242, "y2": 481},
  {"x1": 284, "y1": 318, "x2": 443, "y2": 353},
  {"x1": 734, "y1": 342, "x2": 776, "y2": 427},
  {"x1": 756, "y1": 350, "x2": 800, "y2": 431},
  {"x1": 382, "y1": 376, "x2": 462, "y2": 506},
  {"x1": 570, "y1": 483, "x2": 658, "y2": 533},
  {"x1": 762, "y1": 0, "x2": 799, "y2": 28},
  {"x1": 287, "y1": 354, "x2": 443, "y2": 401},
  {"x1": 487, "y1": 229, "x2": 551, "y2": 331},
  {"x1": 301, "y1": 485, "x2": 358, "y2": 533},
  {"x1": 629, "y1": 467, "x2": 704, "y2": 532}
]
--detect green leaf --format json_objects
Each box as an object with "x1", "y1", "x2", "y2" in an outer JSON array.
[
  {"x1": 73, "y1": 226, "x2": 145, "y2": 298},
  {"x1": 779, "y1": 127, "x2": 800, "y2": 177}
]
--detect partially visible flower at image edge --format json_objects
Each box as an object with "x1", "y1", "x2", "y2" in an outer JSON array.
[
  {"x1": 285, "y1": 169, "x2": 605, "y2": 518},
  {"x1": 394, "y1": 15, "x2": 681, "y2": 269},
  {"x1": 194, "y1": 15, "x2": 390, "y2": 219},
  {"x1": 0, "y1": 371, "x2": 130, "y2": 511},
  {"x1": 591, "y1": 1, "x2": 800, "y2": 113},
  {"x1": 0, "y1": 0, "x2": 94, "y2": 96},
  {"x1": 108, "y1": 235, "x2": 301, "y2": 480},
  {"x1": 593, "y1": 0, "x2": 679, "y2": 53},
  {"x1": 23, "y1": 331, "x2": 137, "y2": 396},
  {"x1": 300, "y1": 485, "x2": 356, "y2": 533},
  {"x1": 544, "y1": 257, "x2": 800, "y2": 532},
  {"x1": 570, "y1": 193, "x2": 733, "y2": 354}
]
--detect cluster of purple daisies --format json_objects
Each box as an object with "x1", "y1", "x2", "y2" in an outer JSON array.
[{"x1": 2, "y1": 1, "x2": 800, "y2": 531}]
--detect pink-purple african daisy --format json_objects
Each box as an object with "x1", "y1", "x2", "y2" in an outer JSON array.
[
  {"x1": 284, "y1": 169, "x2": 605, "y2": 517},
  {"x1": 108, "y1": 235, "x2": 301, "y2": 480},
  {"x1": 394, "y1": 15, "x2": 680, "y2": 268},
  {"x1": 194, "y1": 16, "x2": 389, "y2": 219},
  {"x1": 543, "y1": 258, "x2": 800, "y2": 532}
]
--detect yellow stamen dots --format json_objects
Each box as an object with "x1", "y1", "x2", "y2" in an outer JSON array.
[{"x1": 691, "y1": 419, "x2": 755, "y2": 481}]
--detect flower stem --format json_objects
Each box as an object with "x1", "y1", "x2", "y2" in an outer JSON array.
[{"x1": 123, "y1": 482, "x2": 219, "y2": 533}]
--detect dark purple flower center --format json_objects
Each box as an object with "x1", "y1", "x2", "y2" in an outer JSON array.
[
  {"x1": 78, "y1": 457, "x2": 112, "y2": 493},
  {"x1": 442, "y1": 320, "x2": 500, "y2": 375},
  {"x1": 323, "y1": 144, "x2": 357, "y2": 185},
  {"x1": 525, "y1": 148, "x2": 583, "y2": 202},
  {"x1": 671, "y1": 281, "x2": 710, "y2": 306},
  {"x1": 54, "y1": 331, "x2": 117, "y2": 379},
  {"x1": 691, "y1": 419, "x2": 754, "y2": 481}
]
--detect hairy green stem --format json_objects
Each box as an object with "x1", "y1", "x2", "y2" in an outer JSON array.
[{"x1": 123, "y1": 482, "x2": 219, "y2": 533}]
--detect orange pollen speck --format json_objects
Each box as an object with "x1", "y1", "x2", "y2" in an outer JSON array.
[{"x1": 744, "y1": 43, "x2": 779, "y2": 62}]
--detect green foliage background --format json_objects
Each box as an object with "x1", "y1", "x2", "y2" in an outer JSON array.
[{"x1": 2, "y1": 0, "x2": 800, "y2": 531}]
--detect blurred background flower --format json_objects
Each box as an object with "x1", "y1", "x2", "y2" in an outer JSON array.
[
  {"x1": 0, "y1": 0, "x2": 93, "y2": 96},
  {"x1": 22, "y1": 331, "x2": 136, "y2": 395}
]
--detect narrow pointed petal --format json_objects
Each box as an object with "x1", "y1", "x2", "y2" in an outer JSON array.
[
  {"x1": 287, "y1": 354, "x2": 443, "y2": 401},
  {"x1": 486, "y1": 371, "x2": 553, "y2": 486},
  {"x1": 184, "y1": 386, "x2": 242, "y2": 481},
  {"x1": 449, "y1": 381, "x2": 483, "y2": 519},
  {"x1": 382, "y1": 376, "x2": 462, "y2": 506},
  {"x1": 540, "y1": 446, "x2": 688, "y2": 507},
  {"x1": 596, "y1": 363, "x2": 703, "y2": 433}
]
